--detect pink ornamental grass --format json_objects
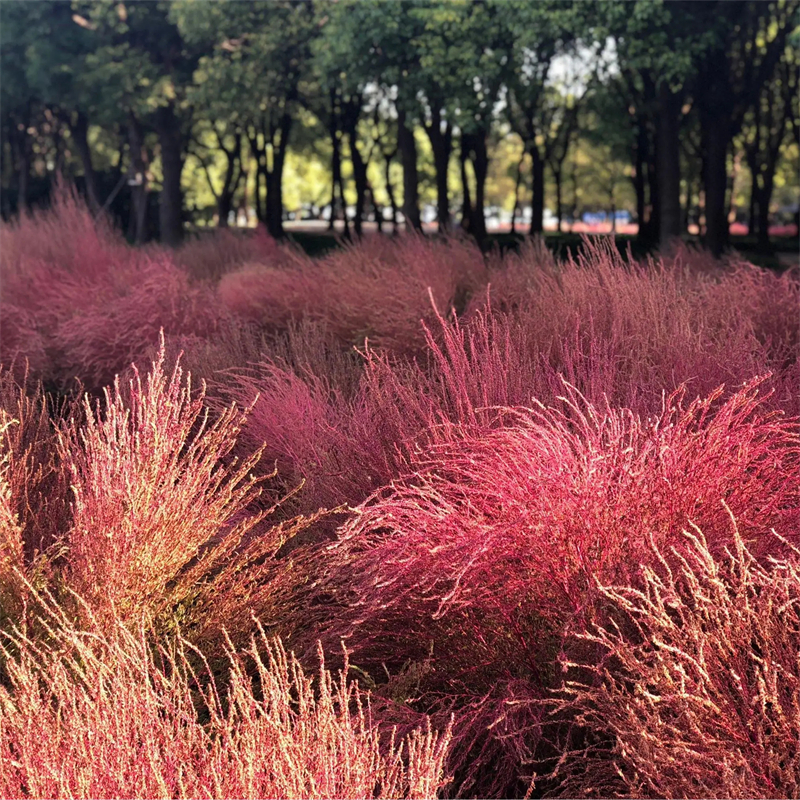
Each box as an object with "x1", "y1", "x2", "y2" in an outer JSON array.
[
  {"x1": 0, "y1": 604, "x2": 452, "y2": 800},
  {"x1": 57, "y1": 335, "x2": 321, "y2": 649},
  {"x1": 551, "y1": 518, "x2": 800, "y2": 798},
  {"x1": 299, "y1": 379, "x2": 798, "y2": 795},
  {"x1": 218, "y1": 234, "x2": 487, "y2": 352},
  {"x1": 0, "y1": 190, "x2": 220, "y2": 390}
]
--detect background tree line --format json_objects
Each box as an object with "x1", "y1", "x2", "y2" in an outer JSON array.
[{"x1": 1, "y1": 0, "x2": 798, "y2": 255}]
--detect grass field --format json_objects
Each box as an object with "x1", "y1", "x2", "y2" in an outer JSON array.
[{"x1": 0, "y1": 192, "x2": 798, "y2": 798}]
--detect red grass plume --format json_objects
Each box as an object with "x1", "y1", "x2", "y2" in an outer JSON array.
[
  {"x1": 0, "y1": 603, "x2": 452, "y2": 799},
  {"x1": 218, "y1": 234, "x2": 487, "y2": 352},
  {"x1": 551, "y1": 515, "x2": 800, "y2": 798},
  {"x1": 301, "y1": 379, "x2": 798, "y2": 795},
  {"x1": 58, "y1": 334, "x2": 318, "y2": 645},
  {"x1": 0, "y1": 189, "x2": 219, "y2": 389},
  {"x1": 175, "y1": 225, "x2": 281, "y2": 283}
]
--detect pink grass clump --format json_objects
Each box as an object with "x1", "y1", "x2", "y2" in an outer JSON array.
[
  {"x1": 218, "y1": 234, "x2": 487, "y2": 352},
  {"x1": 0, "y1": 191, "x2": 220, "y2": 390},
  {"x1": 301, "y1": 380, "x2": 798, "y2": 795},
  {"x1": 56, "y1": 335, "x2": 320, "y2": 647},
  {"x1": 0, "y1": 605, "x2": 452, "y2": 800},
  {"x1": 551, "y1": 518, "x2": 800, "y2": 798},
  {"x1": 0, "y1": 368, "x2": 70, "y2": 561},
  {"x1": 175, "y1": 225, "x2": 281, "y2": 283},
  {"x1": 467, "y1": 238, "x2": 799, "y2": 415},
  {"x1": 216, "y1": 320, "x2": 415, "y2": 517}
]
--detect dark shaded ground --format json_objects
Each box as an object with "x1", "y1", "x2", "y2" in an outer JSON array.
[{"x1": 282, "y1": 229, "x2": 799, "y2": 272}]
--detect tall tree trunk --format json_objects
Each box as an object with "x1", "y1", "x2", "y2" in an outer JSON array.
[
  {"x1": 684, "y1": 173, "x2": 694, "y2": 234},
  {"x1": 633, "y1": 135, "x2": 646, "y2": 240},
  {"x1": 529, "y1": 142, "x2": 545, "y2": 236},
  {"x1": 71, "y1": 112, "x2": 101, "y2": 213},
  {"x1": 383, "y1": 149, "x2": 399, "y2": 233},
  {"x1": 756, "y1": 175, "x2": 774, "y2": 251},
  {"x1": 609, "y1": 181, "x2": 617, "y2": 233},
  {"x1": 11, "y1": 106, "x2": 32, "y2": 214},
  {"x1": 344, "y1": 106, "x2": 368, "y2": 238},
  {"x1": 265, "y1": 112, "x2": 292, "y2": 239},
  {"x1": 471, "y1": 129, "x2": 488, "y2": 242},
  {"x1": 643, "y1": 135, "x2": 660, "y2": 243},
  {"x1": 215, "y1": 132, "x2": 243, "y2": 229},
  {"x1": 511, "y1": 150, "x2": 525, "y2": 235},
  {"x1": 16, "y1": 143, "x2": 29, "y2": 214},
  {"x1": 127, "y1": 114, "x2": 149, "y2": 244},
  {"x1": 702, "y1": 112, "x2": 730, "y2": 258},
  {"x1": 460, "y1": 137, "x2": 473, "y2": 232},
  {"x1": 155, "y1": 103, "x2": 184, "y2": 246},
  {"x1": 554, "y1": 166, "x2": 563, "y2": 233},
  {"x1": 425, "y1": 106, "x2": 452, "y2": 233},
  {"x1": 747, "y1": 155, "x2": 758, "y2": 237},
  {"x1": 657, "y1": 81, "x2": 682, "y2": 245},
  {"x1": 328, "y1": 92, "x2": 342, "y2": 233},
  {"x1": 397, "y1": 108, "x2": 421, "y2": 231}
]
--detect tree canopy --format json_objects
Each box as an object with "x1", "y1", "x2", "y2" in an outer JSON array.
[{"x1": 1, "y1": 0, "x2": 797, "y2": 255}]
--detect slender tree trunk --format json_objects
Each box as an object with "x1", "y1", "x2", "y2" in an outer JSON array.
[
  {"x1": 511, "y1": 150, "x2": 525, "y2": 235},
  {"x1": 643, "y1": 134, "x2": 660, "y2": 243},
  {"x1": 11, "y1": 106, "x2": 32, "y2": 214},
  {"x1": 16, "y1": 143, "x2": 29, "y2": 214},
  {"x1": 339, "y1": 169, "x2": 350, "y2": 239},
  {"x1": 155, "y1": 103, "x2": 184, "y2": 246},
  {"x1": 71, "y1": 112, "x2": 101, "y2": 213},
  {"x1": 554, "y1": 165, "x2": 564, "y2": 233},
  {"x1": 657, "y1": 81, "x2": 682, "y2": 245},
  {"x1": 256, "y1": 163, "x2": 267, "y2": 224},
  {"x1": 610, "y1": 181, "x2": 617, "y2": 233},
  {"x1": 344, "y1": 107, "x2": 368, "y2": 238},
  {"x1": 246, "y1": 136, "x2": 265, "y2": 224},
  {"x1": 425, "y1": 107, "x2": 452, "y2": 233},
  {"x1": 397, "y1": 108, "x2": 421, "y2": 231},
  {"x1": 383, "y1": 150, "x2": 399, "y2": 233},
  {"x1": 471, "y1": 129, "x2": 488, "y2": 241},
  {"x1": 747, "y1": 158, "x2": 758, "y2": 237},
  {"x1": 328, "y1": 92, "x2": 342, "y2": 233},
  {"x1": 215, "y1": 133, "x2": 243, "y2": 229},
  {"x1": 529, "y1": 143, "x2": 545, "y2": 235},
  {"x1": 756, "y1": 175, "x2": 774, "y2": 251},
  {"x1": 702, "y1": 112, "x2": 730, "y2": 258},
  {"x1": 127, "y1": 114, "x2": 149, "y2": 244},
  {"x1": 460, "y1": 135, "x2": 473, "y2": 231},
  {"x1": 265, "y1": 112, "x2": 291, "y2": 239},
  {"x1": 633, "y1": 139, "x2": 646, "y2": 240}
]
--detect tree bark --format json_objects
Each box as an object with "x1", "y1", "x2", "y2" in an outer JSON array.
[
  {"x1": 155, "y1": 103, "x2": 184, "y2": 246},
  {"x1": 343, "y1": 102, "x2": 368, "y2": 238},
  {"x1": 702, "y1": 112, "x2": 730, "y2": 258},
  {"x1": 511, "y1": 150, "x2": 525, "y2": 235},
  {"x1": 471, "y1": 129, "x2": 488, "y2": 241},
  {"x1": 459, "y1": 130, "x2": 488, "y2": 241},
  {"x1": 657, "y1": 81, "x2": 682, "y2": 245},
  {"x1": 397, "y1": 108, "x2": 421, "y2": 231},
  {"x1": 127, "y1": 114, "x2": 149, "y2": 245},
  {"x1": 16, "y1": 143, "x2": 29, "y2": 214},
  {"x1": 554, "y1": 167, "x2": 563, "y2": 233},
  {"x1": 529, "y1": 142, "x2": 545, "y2": 236},
  {"x1": 424, "y1": 105, "x2": 452, "y2": 233},
  {"x1": 384, "y1": 148, "x2": 399, "y2": 233},
  {"x1": 459, "y1": 137, "x2": 473, "y2": 232},
  {"x1": 10, "y1": 104, "x2": 32, "y2": 214},
  {"x1": 266, "y1": 111, "x2": 292, "y2": 239},
  {"x1": 216, "y1": 132, "x2": 243, "y2": 228},
  {"x1": 71, "y1": 112, "x2": 101, "y2": 214},
  {"x1": 755, "y1": 176, "x2": 774, "y2": 251}
]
